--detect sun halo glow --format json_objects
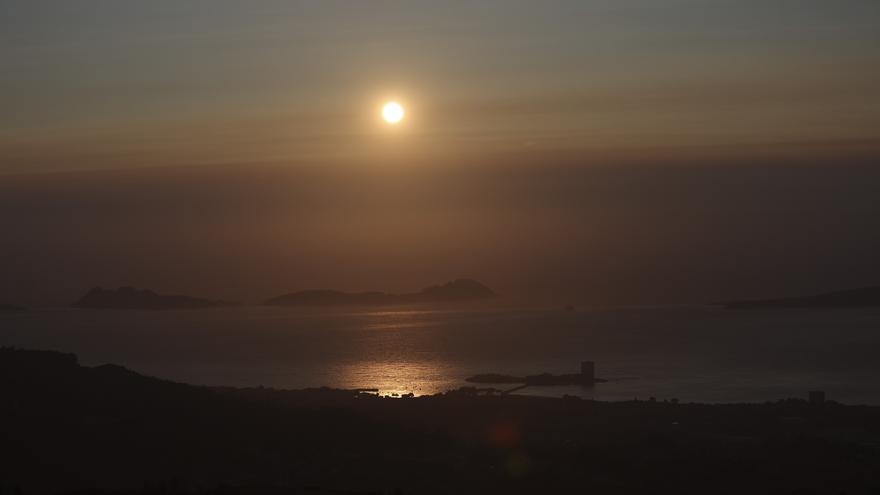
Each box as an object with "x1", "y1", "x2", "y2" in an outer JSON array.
[{"x1": 382, "y1": 102, "x2": 405, "y2": 124}]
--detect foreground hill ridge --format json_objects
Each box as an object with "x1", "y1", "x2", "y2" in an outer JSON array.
[
  {"x1": 3, "y1": 346, "x2": 880, "y2": 494},
  {"x1": 264, "y1": 278, "x2": 496, "y2": 306}
]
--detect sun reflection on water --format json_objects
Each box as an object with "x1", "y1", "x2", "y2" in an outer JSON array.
[{"x1": 332, "y1": 360, "x2": 458, "y2": 397}]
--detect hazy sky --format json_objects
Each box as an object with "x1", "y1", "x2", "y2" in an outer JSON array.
[
  {"x1": 1, "y1": 1, "x2": 879, "y2": 306},
  {"x1": 3, "y1": 0, "x2": 879, "y2": 172}
]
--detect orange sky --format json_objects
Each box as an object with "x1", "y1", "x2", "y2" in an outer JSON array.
[
  {"x1": 2, "y1": 1, "x2": 879, "y2": 173},
  {"x1": 1, "y1": 2, "x2": 879, "y2": 307}
]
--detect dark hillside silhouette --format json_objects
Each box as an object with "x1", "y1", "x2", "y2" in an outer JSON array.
[
  {"x1": 74, "y1": 286, "x2": 238, "y2": 310},
  {"x1": 724, "y1": 286, "x2": 880, "y2": 309},
  {"x1": 3, "y1": 347, "x2": 880, "y2": 494},
  {"x1": 265, "y1": 278, "x2": 495, "y2": 306},
  {"x1": 416, "y1": 279, "x2": 496, "y2": 301}
]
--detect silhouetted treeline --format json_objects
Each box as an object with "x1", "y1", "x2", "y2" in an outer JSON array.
[{"x1": 2, "y1": 347, "x2": 880, "y2": 494}]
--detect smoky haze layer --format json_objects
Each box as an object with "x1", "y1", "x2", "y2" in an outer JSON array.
[{"x1": 1, "y1": 158, "x2": 879, "y2": 308}]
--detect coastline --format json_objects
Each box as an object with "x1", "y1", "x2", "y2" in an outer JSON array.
[{"x1": 3, "y1": 347, "x2": 880, "y2": 494}]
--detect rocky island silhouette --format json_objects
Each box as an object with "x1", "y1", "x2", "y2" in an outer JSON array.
[
  {"x1": 265, "y1": 278, "x2": 496, "y2": 306},
  {"x1": 467, "y1": 361, "x2": 608, "y2": 392},
  {"x1": 724, "y1": 286, "x2": 880, "y2": 310},
  {"x1": 74, "y1": 286, "x2": 238, "y2": 310}
]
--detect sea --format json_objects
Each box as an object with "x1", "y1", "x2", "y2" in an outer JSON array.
[{"x1": 2, "y1": 305, "x2": 879, "y2": 404}]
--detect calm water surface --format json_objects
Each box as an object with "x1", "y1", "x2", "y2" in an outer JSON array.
[{"x1": 2, "y1": 306, "x2": 879, "y2": 404}]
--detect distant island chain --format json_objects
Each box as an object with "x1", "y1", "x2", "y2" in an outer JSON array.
[{"x1": 70, "y1": 279, "x2": 496, "y2": 310}]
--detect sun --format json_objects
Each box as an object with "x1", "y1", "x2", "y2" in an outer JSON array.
[{"x1": 382, "y1": 101, "x2": 405, "y2": 124}]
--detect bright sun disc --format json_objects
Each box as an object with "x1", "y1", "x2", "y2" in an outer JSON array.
[{"x1": 382, "y1": 101, "x2": 405, "y2": 124}]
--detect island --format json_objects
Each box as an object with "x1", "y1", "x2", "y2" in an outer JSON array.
[
  {"x1": 467, "y1": 361, "x2": 607, "y2": 392},
  {"x1": 74, "y1": 286, "x2": 238, "y2": 310},
  {"x1": 723, "y1": 286, "x2": 880, "y2": 310},
  {"x1": 265, "y1": 278, "x2": 495, "y2": 307}
]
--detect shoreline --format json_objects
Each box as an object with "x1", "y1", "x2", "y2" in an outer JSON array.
[{"x1": 4, "y1": 347, "x2": 880, "y2": 493}]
